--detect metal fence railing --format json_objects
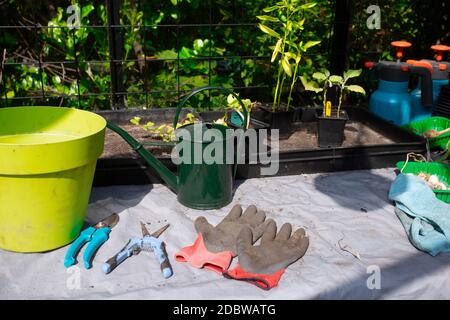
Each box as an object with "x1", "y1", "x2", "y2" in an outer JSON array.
[
  {"x1": 2, "y1": 1, "x2": 449, "y2": 110},
  {"x1": 0, "y1": 0, "x2": 340, "y2": 110}
]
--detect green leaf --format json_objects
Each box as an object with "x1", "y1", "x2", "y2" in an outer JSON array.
[
  {"x1": 312, "y1": 72, "x2": 327, "y2": 81},
  {"x1": 156, "y1": 50, "x2": 177, "y2": 60},
  {"x1": 303, "y1": 40, "x2": 321, "y2": 50},
  {"x1": 170, "y1": 0, "x2": 177, "y2": 5},
  {"x1": 344, "y1": 69, "x2": 362, "y2": 79},
  {"x1": 300, "y1": 76, "x2": 323, "y2": 93},
  {"x1": 52, "y1": 75, "x2": 61, "y2": 84},
  {"x1": 193, "y1": 39, "x2": 205, "y2": 51},
  {"x1": 329, "y1": 75, "x2": 344, "y2": 84},
  {"x1": 282, "y1": 57, "x2": 292, "y2": 77},
  {"x1": 263, "y1": 5, "x2": 282, "y2": 13},
  {"x1": 258, "y1": 24, "x2": 280, "y2": 38},
  {"x1": 284, "y1": 52, "x2": 297, "y2": 61},
  {"x1": 81, "y1": 5, "x2": 95, "y2": 19},
  {"x1": 271, "y1": 39, "x2": 282, "y2": 63},
  {"x1": 256, "y1": 15, "x2": 280, "y2": 22},
  {"x1": 299, "y1": 3, "x2": 318, "y2": 10},
  {"x1": 130, "y1": 117, "x2": 141, "y2": 126},
  {"x1": 346, "y1": 85, "x2": 366, "y2": 95}
]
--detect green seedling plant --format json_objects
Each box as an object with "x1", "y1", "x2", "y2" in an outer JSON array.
[
  {"x1": 130, "y1": 113, "x2": 198, "y2": 142},
  {"x1": 131, "y1": 93, "x2": 253, "y2": 141},
  {"x1": 257, "y1": 0, "x2": 321, "y2": 111},
  {"x1": 300, "y1": 69, "x2": 366, "y2": 118},
  {"x1": 214, "y1": 94, "x2": 256, "y2": 128}
]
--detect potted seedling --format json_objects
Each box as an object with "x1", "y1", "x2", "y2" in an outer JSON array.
[
  {"x1": 257, "y1": 0, "x2": 320, "y2": 134},
  {"x1": 301, "y1": 69, "x2": 366, "y2": 147}
]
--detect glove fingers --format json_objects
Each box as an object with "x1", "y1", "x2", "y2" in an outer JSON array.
[
  {"x1": 236, "y1": 227, "x2": 253, "y2": 255},
  {"x1": 241, "y1": 205, "x2": 257, "y2": 221},
  {"x1": 253, "y1": 218, "x2": 276, "y2": 241},
  {"x1": 276, "y1": 223, "x2": 292, "y2": 241},
  {"x1": 296, "y1": 235, "x2": 310, "y2": 257},
  {"x1": 194, "y1": 216, "x2": 214, "y2": 234},
  {"x1": 222, "y1": 204, "x2": 243, "y2": 222},
  {"x1": 290, "y1": 228, "x2": 310, "y2": 255},
  {"x1": 253, "y1": 210, "x2": 266, "y2": 224},
  {"x1": 260, "y1": 219, "x2": 277, "y2": 244},
  {"x1": 290, "y1": 228, "x2": 306, "y2": 242}
]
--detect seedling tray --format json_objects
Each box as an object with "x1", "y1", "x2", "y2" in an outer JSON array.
[
  {"x1": 237, "y1": 107, "x2": 427, "y2": 178},
  {"x1": 94, "y1": 108, "x2": 267, "y2": 186},
  {"x1": 93, "y1": 107, "x2": 426, "y2": 186},
  {"x1": 404, "y1": 117, "x2": 450, "y2": 149},
  {"x1": 396, "y1": 161, "x2": 450, "y2": 203},
  {"x1": 94, "y1": 108, "x2": 195, "y2": 186}
]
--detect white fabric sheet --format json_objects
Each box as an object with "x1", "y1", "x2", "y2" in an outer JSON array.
[{"x1": 1, "y1": 168, "x2": 450, "y2": 300}]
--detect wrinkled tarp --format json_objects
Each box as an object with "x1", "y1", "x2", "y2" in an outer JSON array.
[{"x1": 1, "y1": 168, "x2": 450, "y2": 300}]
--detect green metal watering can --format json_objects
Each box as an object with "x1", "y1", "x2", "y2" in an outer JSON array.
[{"x1": 106, "y1": 86, "x2": 249, "y2": 210}]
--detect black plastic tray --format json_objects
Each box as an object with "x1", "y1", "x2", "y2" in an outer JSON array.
[
  {"x1": 239, "y1": 107, "x2": 427, "y2": 178},
  {"x1": 93, "y1": 107, "x2": 426, "y2": 186}
]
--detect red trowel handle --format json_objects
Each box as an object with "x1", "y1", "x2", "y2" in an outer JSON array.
[
  {"x1": 431, "y1": 44, "x2": 450, "y2": 62},
  {"x1": 391, "y1": 41, "x2": 412, "y2": 60}
]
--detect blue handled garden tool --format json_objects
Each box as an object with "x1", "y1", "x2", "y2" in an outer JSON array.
[
  {"x1": 102, "y1": 223, "x2": 173, "y2": 279},
  {"x1": 64, "y1": 213, "x2": 120, "y2": 269}
]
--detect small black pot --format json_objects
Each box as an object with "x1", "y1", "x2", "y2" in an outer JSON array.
[
  {"x1": 299, "y1": 107, "x2": 318, "y2": 122},
  {"x1": 259, "y1": 104, "x2": 295, "y2": 134},
  {"x1": 317, "y1": 110, "x2": 349, "y2": 148}
]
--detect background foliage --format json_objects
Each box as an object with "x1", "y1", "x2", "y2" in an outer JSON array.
[{"x1": 0, "y1": 0, "x2": 448, "y2": 110}]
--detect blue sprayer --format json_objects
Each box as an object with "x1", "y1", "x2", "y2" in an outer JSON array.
[
  {"x1": 366, "y1": 41, "x2": 434, "y2": 126},
  {"x1": 408, "y1": 44, "x2": 450, "y2": 122}
]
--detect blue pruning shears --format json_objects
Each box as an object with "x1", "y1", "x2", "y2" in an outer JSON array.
[
  {"x1": 64, "y1": 214, "x2": 120, "y2": 269},
  {"x1": 102, "y1": 223, "x2": 173, "y2": 278}
]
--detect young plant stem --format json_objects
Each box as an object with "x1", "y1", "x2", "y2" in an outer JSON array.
[
  {"x1": 337, "y1": 88, "x2": 344, "y2": 118},
  {"x1": 279, "y1": 73, "x2": 287, "y2": 109},
  {"x1": 337, "y1": 79, "x2": 347, "y2": 118},
  {"x1": 273, "y1": 61, "x2": 284, "y2": 110},
  {"x1": 322, "y1": 82, "x2": 328, "y2": 116},
  {"x1": 273, "y1": 28, "x2": 289, "y2": 111},
  {"x1": 287, "y1": 62, "x2": 299, "y2": 110}
]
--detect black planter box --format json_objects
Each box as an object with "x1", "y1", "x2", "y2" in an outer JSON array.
[
  {"x1": 297, "y1": 107, "x2": 319, "y2": 122},
  {"x1": 93, "y1": 107, "x2": 426, "y2": 186},
  {"x1": 317, "y1": 110, "x2": 349, "y2": 148},
  {"x1": 236, "y1": 107, "x2": 427, "y2": 179},
  {"x1": 93, "y1": 108, "x2": 269, "y2": 187},
  {"x1": 257, "y1": 104, "x2": 295, "y2": 135},
  {"x1": 93, "y1": 108, "x2": 195, "y2": 187}
]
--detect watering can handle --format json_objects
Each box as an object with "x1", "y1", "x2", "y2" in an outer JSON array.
[
  {"x1": 172, "y1": 86, "x2": 249, "y2": 130},
  {"x1": 173, "y1": 86, "x2": 250, "y2": 178}
]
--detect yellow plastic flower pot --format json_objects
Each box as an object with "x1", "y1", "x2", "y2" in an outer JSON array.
[{"x1": 0, "y1": 107, "x2": 106, "y2": 252}]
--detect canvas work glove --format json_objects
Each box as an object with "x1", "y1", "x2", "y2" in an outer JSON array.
[
  {"x1": 223, "y1": 222, "x2": 309, "y2": 290},
  {"x1": 175, "y1": 204, "x2": 275, "y2": 273}
]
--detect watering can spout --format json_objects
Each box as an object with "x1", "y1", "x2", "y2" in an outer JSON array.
[{"x1": 106, "y1": 121, "x2": 179, "y2": 192}]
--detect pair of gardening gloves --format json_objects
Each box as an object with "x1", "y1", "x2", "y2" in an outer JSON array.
[{"x1": 175, "y1": 204, "x2": 309, "y2": 290}]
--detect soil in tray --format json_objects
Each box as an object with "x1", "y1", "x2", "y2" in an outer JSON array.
[
  {"x1": 270, "y1": 121, "x2": 396, "y2": 151},
  {"x1": 102, "y1": 120, "x2": 265, "y2": 159},
  {"x1": 102, "y1": 124, "x2": 173, "y2": 159}
]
